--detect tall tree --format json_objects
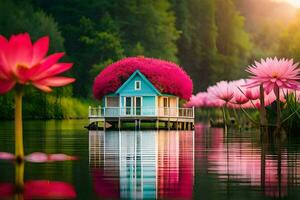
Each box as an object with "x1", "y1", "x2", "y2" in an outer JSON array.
[
  {"x1": 173, "y1": 0, "x2": 251, "y2": 92},
  {"x1": 212, "y1": 0, "x2": 251, "y2": 82},
  {"x1": 173, "y1": 0, "x2": 218, "y2": 92}
]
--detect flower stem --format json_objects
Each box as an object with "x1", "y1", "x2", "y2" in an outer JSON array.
[
  {"x1": 15, "y1": 162, "x2": 24, "y2": 192},
  {"x1": 259, "y1": 84, "x2": 268, "y2": 127},
  {"x1": 233, "y1": 108, "x2": 240, "y2": 129},
  {"x1": 240, "y1": 107, "x2": 259, "y2": 126},
  {"x1": 274, "y1": 85, "x2": 281, "y2": 129},
  {"x1": 222, "y1": 103, "x2": 228, "y2": 132},
  {"x1": 15, "y1": 88, "x2": 24, "y2": 160}
]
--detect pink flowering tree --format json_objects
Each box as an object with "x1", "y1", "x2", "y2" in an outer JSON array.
[
  {"x1": 0, "y1": 33, "x2": 75, "y2": 160},
  {"x1": 92, "y1": 57, "x2": 193, "y2": 100}
]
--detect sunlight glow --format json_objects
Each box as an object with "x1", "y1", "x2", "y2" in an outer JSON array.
[{"x1": 274, "y1": 0, "x2": 300, "y2": 8}]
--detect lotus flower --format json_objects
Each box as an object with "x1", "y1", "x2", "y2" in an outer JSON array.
[
  {"x1": 207, "y1": 81, "x2": 234, "y2": 104},
  {"x1": 185, "y1": 92, "x2": 209, "y2": 108},
  {"x1": 245, "y1": 57, "x2": 300, "y2": 94},
  {"x1": 0, "y1": 33, "x2": 75, "y2": 93},
  {"x1": 0, "y1": 152, "x2": 77, "y2": 163},
  {"x1": 0, "y1": 152, "x2": 15, "y2": 160},
  {"x1": 245, "y1": 86, "x2": 260, "y2": 100},
  {"x1": 185, "y1": 92, "x2": 223, "y2": 108},
  {"x1": 0, "y1": 33, "x2": 75, "y2": 160},
  {"x1": 229, "y1": 79, "x2": 249, "y2": 105}
]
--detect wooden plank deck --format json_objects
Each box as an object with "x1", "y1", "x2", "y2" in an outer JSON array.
[{"x1": 87, "y1": 106, "x2": 195, "y2": 130}]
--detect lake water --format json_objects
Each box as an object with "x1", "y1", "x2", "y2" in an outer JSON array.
[{"x1": 1, "y1": 120, "x2": 300, "y2": 199}]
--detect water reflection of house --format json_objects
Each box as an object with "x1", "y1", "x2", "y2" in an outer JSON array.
[
  {"x1": 89, "y1": 131, "x2": 120, "y2": 199},
  {"x1": 89, "y1": 130, "x2": 194, "y2": 199}
]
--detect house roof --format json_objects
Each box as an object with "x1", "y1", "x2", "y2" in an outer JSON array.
[
  {"x1": 93, "y1": 57, "x2": 193, "y2": 100},
  {"x1": 115, "y1": 70, "x2": 162, "y2": 95}
]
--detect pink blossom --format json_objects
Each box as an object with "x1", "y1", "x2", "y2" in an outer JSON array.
[
  {"x1": 186, "y1": 92, "x2": 223, "y2": 108},
  {"x1": 245, "y1": 86, "x2": 260, "y2": 100},
  {"x1": 229, "y1": 79, "x2": 249, "y2": 105},
  {"x1": 245, "y1": 57, "x2": 300, "y2": 94},
  {"x1": 241, "y1": 91, "x2": 286, "y2": 109},
  {"x1": 92, "y1": 57, "x2": 193, "y2": 100},
  {"x1": 207, "y1": 81, "x2": 234, "y2": 104},
  {"x1": 0, "y1": 33, "x2": 75, "y2": 94},
  {"x1": 0, "y1": 152, "x2": 78, "y2": 163},
  {"x1": 25, "y1": 152, "x2": 48, "y2": 163},
  {"x1": 185, "y1": 92, "x2": 210, "y2": 107},
  {"x1": 49, "y1": 153, "x2": 77, "y2": 161},
  {"x1": 0, "y1": 152, "x2": 15, "y2": 160}
]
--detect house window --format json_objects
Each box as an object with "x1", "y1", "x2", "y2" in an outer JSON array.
[{"x1": 135, "y1": 80, "x2": 141, "y2": 90}]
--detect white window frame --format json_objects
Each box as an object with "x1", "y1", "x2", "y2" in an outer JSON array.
[
  {"x1": 135, "y1": 80, "x2": 141, "y2": 90},
  {"x1": 134, "y1": 96, "x2": 143, "y2": 115},
  {"x1": 124, "y1": 96, "x2": 133, "y2": 115}
]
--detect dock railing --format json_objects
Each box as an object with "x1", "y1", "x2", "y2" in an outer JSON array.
[{"x1": 88, "y1": 106, "x2": 194, "y2": 119}]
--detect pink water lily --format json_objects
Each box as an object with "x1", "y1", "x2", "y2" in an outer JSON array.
[
  {"x1": 25, "y1": 152, "x2": 48, "y2": 163},
  {"x1": 207, "y1": 81, "x2": 234, "y2": 104},
  {"x1": 25, "y1": 152, "x2": 77, "y2": 163},
  {"x1": 0, "y1": 33, "x2": 75, "y2": 93},
  {"x1": 186, "y1": 92, "x2": 223, "y2": 108},
  {"x1": 0, "y1": 152, "x2": 77, "y2": 163},
  {"x1": 245, "y1": 57, "x2": 300, "y2": 94},
  {"x1": 230, "y1": 79, "x2": 249, "y2": 105},
  {"x1": 0, "y1": 152, "x2": 15, "y2": 160},
  {"x1": 0, "y1": 33, "x2": 75, "y2": 160}
]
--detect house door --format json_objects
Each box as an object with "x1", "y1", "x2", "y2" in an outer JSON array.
[
  {"x1": 135, "y1": 97, "x2": 142, "y2": 115},
  {"x1": 163, "y1": 97, "x2": 169, "y2": 116},
  {"x1": 125, "y1": 97, "x2": 132, "y2": 115}
]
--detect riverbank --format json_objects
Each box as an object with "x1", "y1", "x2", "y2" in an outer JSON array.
[{"x1": 0, "y1": 96, "x2": 96, "y2": 120}]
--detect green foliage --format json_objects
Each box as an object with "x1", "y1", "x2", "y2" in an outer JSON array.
[
  {"x1": 281, "y1": 94, "x2": 300, "y2": 133},
  {"x1": 212, "y1": 0, "x2": 251, "y2": 82},
  {"x1": 89, "y1": 59, "x2": 114, "y2": 80},
  {"x1": 173, "y1": 0, "x2": 251, "y2": 91},
  {"x1": 173, "y1": 0, "x2": 217, "y2": 91},
  {"x1": 75, "y1": 15, "x2": 125, "y2": 97},
  {"x1": 0, "y1": 0, "x2": 77, "y2": 120},
  {"x1": 2, "y1": 0, "x2": 298, "y2": 122},
  {"x1": 0, "y1": 0, "x2": 64, "y2": 52},
  {"x1": 235, "y1": 0, "x2": 296, "y2": 58},
  {"x1": 278, "y1": 13, "x2": 300, "y2": 60},
  {"x1": 112, "y1": 0, "x2": 180, "y2": 61},
  {"x1": 32, "y1": 0, "x2": 179, "y2": 97},
  {"x1": 0, "y1": 90, "x2": 90, "y2": 120},
  {"x1": 45, "y1": 96, "x2": 90, "y2": 119}
]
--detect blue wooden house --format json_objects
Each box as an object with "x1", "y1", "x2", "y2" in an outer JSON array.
[{"x1": 88, "y1": 70, "x2": 194, "y2": 130}]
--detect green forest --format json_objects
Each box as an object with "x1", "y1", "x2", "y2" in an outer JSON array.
[{"x1": 0, "y1": 0, "x2": 299, "y2": 119}]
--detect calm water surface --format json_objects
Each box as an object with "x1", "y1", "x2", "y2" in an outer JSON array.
[{"x1": 1, "y1": 120, "x2": 300, "y2": 199}]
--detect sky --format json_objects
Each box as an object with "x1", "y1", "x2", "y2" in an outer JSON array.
[{"x1": 273, "y1": 0, "x2": 300, "y2": 7}]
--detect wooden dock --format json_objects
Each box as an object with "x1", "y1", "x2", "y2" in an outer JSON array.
[{"x1": 87, "y1": 106, "x2": 195, "y2": 130}]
